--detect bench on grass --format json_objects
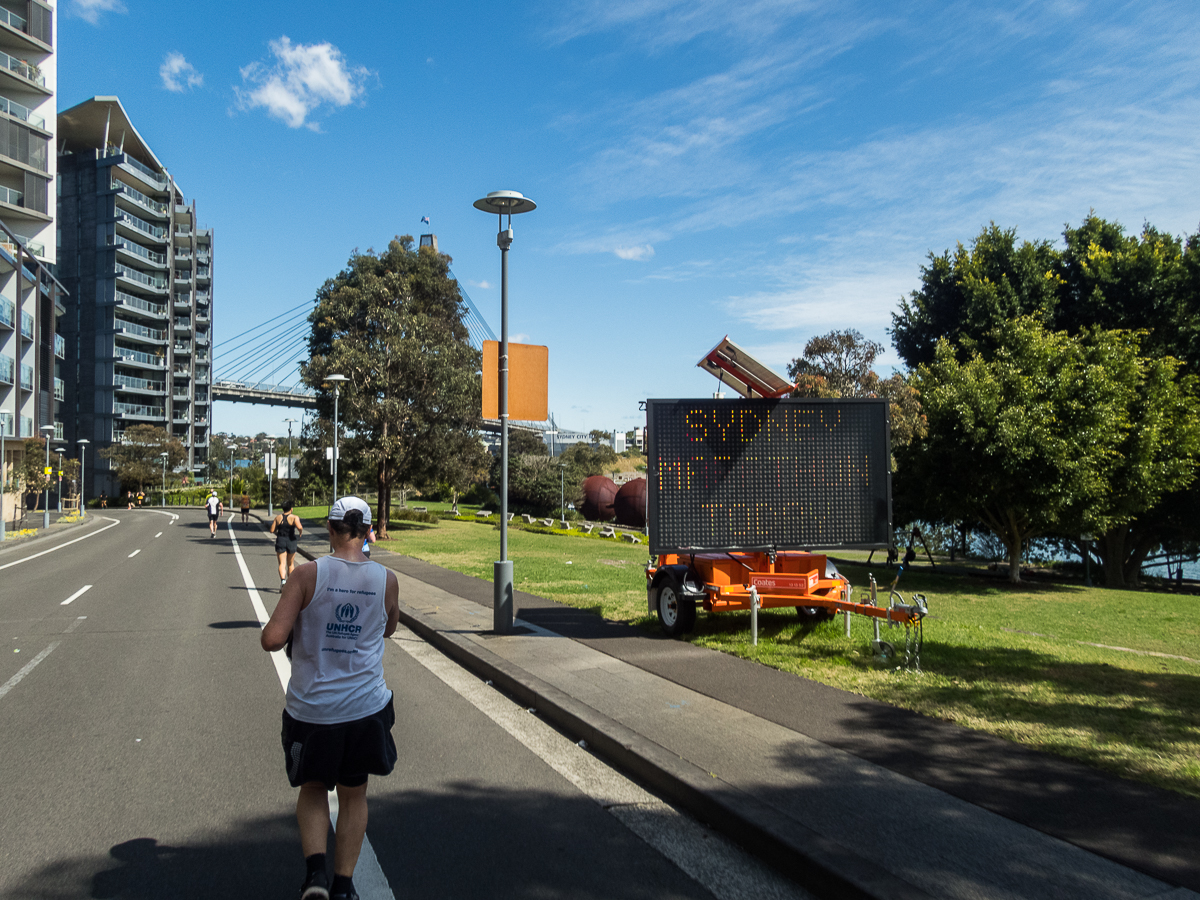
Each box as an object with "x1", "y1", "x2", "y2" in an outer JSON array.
[
  {"x1": 579, "y1": 523, "x2": 595, "y2": 534},
  {"x1": 476, "y1": 510, "x2": 492, "y2": 517},
  {"x1": 599, "y1": 526, "x2": 616, "y2": 538},
  {"x1": 622, "y1": 532, "x2": 641, "y2": 544}
]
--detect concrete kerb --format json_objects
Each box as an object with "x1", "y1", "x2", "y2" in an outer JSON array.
[{"x1": 271, "y1": 518, "x2": 932, "y2": 900}]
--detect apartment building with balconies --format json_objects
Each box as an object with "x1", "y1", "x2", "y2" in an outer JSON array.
[
  {"x1": 56, "y1": 96, "x2": 213, "y2": 498},
  {"x1": 0, "y1": 0, "x2": 58, "y2": 525}
]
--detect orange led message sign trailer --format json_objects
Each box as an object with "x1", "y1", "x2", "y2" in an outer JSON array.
[
  {"x1": 646, "y1": 398, "x2": 892, "y2": 554},
  {"x1": 482, "y1": 341, "x2": 549, "y2": 422}
]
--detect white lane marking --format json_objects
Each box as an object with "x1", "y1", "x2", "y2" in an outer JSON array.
[
  {"x1": 155, "y1": 532, "x2": 163, "y2": 538},
  {"x1": 391, "y1": 628, "x2": 812, "y2": 900},
  {"x1": 226, "y1": 515, "x2": 396, "y2": 900},
  {"x1": 0, "y1": 517, "x2": 121, "y2": 572},
  {"x1": 63, "y1": 617, "x2": 87, "y2": 634},
  {"x1": 0, "y1": 641, "x2": 61, "y2": 702},
  {"x1": 136, "y1": 510, "x2": 180, "y2": 522},
  {"x1": 127, "y1": 549, "x2": 141, "y2": 558},
  {"x1": 61, "y1": 585, "x2": 93, "y2": 606}
]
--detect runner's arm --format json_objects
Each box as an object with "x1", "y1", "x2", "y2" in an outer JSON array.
[
  {"x1": 383, "y1": 570, "x2": 400, "y2": 638},
  {"x1": 268, "y1": 515, "x2": 278, "y2": 534},
  {"x1": 262, "y1": 561, "x2": 317, "y2": 651}
]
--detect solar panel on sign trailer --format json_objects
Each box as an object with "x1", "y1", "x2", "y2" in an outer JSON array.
[{"x1": 646, "y1": 398, "x2": 892, "y2": 554}]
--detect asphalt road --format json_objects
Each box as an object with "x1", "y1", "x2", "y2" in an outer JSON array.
[{"x1": 0, "y1": 510, "x2": 798, "y2": 900}]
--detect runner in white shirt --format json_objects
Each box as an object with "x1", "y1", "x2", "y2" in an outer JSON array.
[{"x1": 204, "y1": 490, "x2": 223, "y2": 537}]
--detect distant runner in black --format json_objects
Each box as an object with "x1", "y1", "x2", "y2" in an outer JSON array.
[{"x1": 270, "y1": 502, "x2": 304, "y2": 586}]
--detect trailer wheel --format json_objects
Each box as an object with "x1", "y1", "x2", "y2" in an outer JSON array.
[
  {"x1": 656, "y1": 580, "x2": 696, "y2": 637},
  {"x1": 795, "y1": 606, "x2": 835, "y2": 623}
]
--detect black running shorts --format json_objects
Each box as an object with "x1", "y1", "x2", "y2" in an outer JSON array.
[
  {"x1": 208, "y1": 512, "x2": 219, "y2": 522},
  {"x1": 281, "y1": 695, "x2": 397, "y2": 790},
  {"x1": 275, "y1": 537, "x2": 299, "y2": 554}
]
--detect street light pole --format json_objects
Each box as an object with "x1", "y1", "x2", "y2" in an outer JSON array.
[
  {"x1": 77, "y1": 439, "x2": 89, "y2": 521},
  {"x1": 228, "y1": 444, "x2": 238, "y2": 509},
  {"x1": 559, "y1": 463, "x2": 566, "y2": 524},
  {"x1": 160, "y1": 451, "x2": 168, "y2": 507},
  {"x1": 54, "y1": 447, "x2": 64, "y2": 512},
  {"x1": 40, "y1": 425, "x2": 53, "y2": 529},
  {"x1": 266, "y1": 437, "x2": 276, "y2": 517},
  {"x1": 474, "y1": 190, "x2": 537, "y2": 634},
  {"x1": 325, "y1": 375, "x2": 347, "y2": 509},
  {"x1": 283, "y1": 418, "x2": 297, "y2": 487}
]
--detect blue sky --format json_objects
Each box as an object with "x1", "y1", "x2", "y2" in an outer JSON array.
[{"x1": 59, "y1": 0, "x2": 1200, "y2": 440}]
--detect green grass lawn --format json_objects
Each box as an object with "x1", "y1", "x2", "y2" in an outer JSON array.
[{"x1": 349, "y1": 514, "x2": 1200, "y2": 799}]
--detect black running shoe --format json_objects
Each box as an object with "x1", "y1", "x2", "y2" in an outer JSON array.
[{"x1": 300, "y1": 870, "x2": 329, "y2": 900}]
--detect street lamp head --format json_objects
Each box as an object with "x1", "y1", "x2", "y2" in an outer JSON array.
[
  {"x1": 325, "y1": 374, "x2": 348, "y2": 384},
  {"x1": 76, "y1": 438, "x2": 90, "y2": 445},
  {"x1": 473, "y1": 191, "x2": 537, "y2": 216},
  {"x1": 39, "y1": 425, "x2": 54, "y2": 434}
]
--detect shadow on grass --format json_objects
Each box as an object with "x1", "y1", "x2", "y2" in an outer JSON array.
[{"x1": 834, "y1": 561, "x2": 1092, "y2": 596}]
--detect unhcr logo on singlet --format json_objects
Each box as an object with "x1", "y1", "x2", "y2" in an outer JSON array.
[{"x1": 327, "y1": 602, "x2": 362, "y2": 638}]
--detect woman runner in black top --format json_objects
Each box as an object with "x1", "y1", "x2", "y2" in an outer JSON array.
[{"x1": 270, "y1": 503, "x2": 304, "y2": 587}]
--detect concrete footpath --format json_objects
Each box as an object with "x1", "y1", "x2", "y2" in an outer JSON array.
[{"x1": 272, "y1": 520, "x2": 1199, "y2": 900}]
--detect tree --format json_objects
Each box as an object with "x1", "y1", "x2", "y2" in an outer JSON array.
[
  {"x1": 97, "y1": 425, "x2": 187, "y2": 492},
  {"x1": 902, "y1": 319, "x2": 1145, "y2": 583},
  {"x1": 18, "y1": 437, "x2": 52, "y2": 508},
  {"x1": 788, "y1": 329, "x2": 884, "y2": 397},
  {"x1": 891, "y1": 223, "x2": 1060, "y2": 369},
  {"x1": 509, "y1": 428, "x2": 548, "y2": 456},
  {"x1": 588, "y1": 429, "x2": 613, "y2": 446},
  {"x1": 302, "y1": 236, "x2": 484, "y2": 539},
  {"x1": 788, "y1": 329, "x2": 926, "y2": 451}
]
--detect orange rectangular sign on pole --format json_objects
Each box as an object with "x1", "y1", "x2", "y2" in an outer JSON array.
[{"x1": 483, "y1": 341, "x2": 549, "y2": 422}]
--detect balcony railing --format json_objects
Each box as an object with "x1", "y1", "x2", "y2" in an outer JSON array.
[
  {"x1": 173, "y1": 270, "x2": 191, "y2": 282},
  {"x1": 173, "y1": 342, "x2": 192, "y2": 354},
  {"x1": 195, "y1": 291, "x2": 211, "y2": 303},
  {"x1": 115, "y1": 290, "x2": 166, "y2": 317},
  {"x1": 112, "y1": 179, "x2": 168, "y2": 216},
  {"x1": 173, "y1": 390, "x2": 190, "y2": 401},
  {"x1": 0, "y1": 354, "x2": 12, "y2": 384},
  {"x1": 115, "y1": 317, "x2": 165, "y2": 341},
  {"x1": 114, "y1": 401, "x2": 165, "y2": 419},
  {"x1": 110, "y1": 150, "x2": 167, "y2": 188},
  {"x1": 0, "y1": 184, "x2": 22, "y2": 207},
  {"x1": 53, "y1": 376, "x2": 63, "y2": 400},
  {"x1": 116, "y1": 263, "x2": 168, "y2": 291},
  {"x1": 54, "y1": 333, "x2": 64, "y2": 358},
  {"x1": 173, "y1": 364, "x2": 190, "y2": 376},
  {"x1": 116, "y1": 209, "x2": 166, "y2": 240},
  {"x1": 54, "y1": 422, "x2": 62, "y2": 441},
  {"x1": 195, "y1": 266, "x2": 210, "y2": 279},
  {"x1": 115, "y1": 373, "x2": 164, "y2": 392},
  {"x1": 0, "y1": 94, "x2": 44, "y2": 130},
  {"x1": 116, "y1": 345, "x2": 165, "y2": 368},
  {"x1": 0, "y1": 7, "x2": 26, "y2": 36},
  {"x1": 0, "y1": 297, "x2": 12, "y2": 328},
  {"x1": 0, "y1": 48, "x2": 45, "y2": 87},
  {"x1": 175, "y1": 249, "x2": 192, "y2": 260},
  {"x1": 115, "y1": 236, "x2": 167, "y2": 266},
  {"x1": 20, "y1": 309, "x2": 33, "y2": 339},
  {"x1": 0, "y1": 410, "x2": 9, "y2": 436},
  {"x1": 20, "y1": 362, "x2": 33, "y2": 389}
]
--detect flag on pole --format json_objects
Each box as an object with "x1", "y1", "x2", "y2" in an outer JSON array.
[{"x1": 421, "y1": 216, "x2": 430, "y2": 225}]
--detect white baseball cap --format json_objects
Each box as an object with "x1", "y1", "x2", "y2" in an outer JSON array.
[{"x1": 329, "y1": 495, "x2": 372, "y2": 524}]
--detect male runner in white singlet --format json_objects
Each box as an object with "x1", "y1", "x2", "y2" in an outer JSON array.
[
  {"x1": 204, "y1": 491, "x2": 222, "y2": 537},
  {"x1": 262, "y1": 496, "x2": 400, "y2": 900}
]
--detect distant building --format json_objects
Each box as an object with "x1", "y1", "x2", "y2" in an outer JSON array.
[
  {"x1": 612, "y1": 430, "x2": 625, "y2": 453},
  {"x1": 56, "y1": 97, "x2": 213, "y2": 497},
  {"x1": 0, "y1": 3, "x2": 60, "y2": 523}
]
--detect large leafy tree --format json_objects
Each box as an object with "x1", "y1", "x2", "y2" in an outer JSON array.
[
  {"x1": 891, "y1": 223, "x2": 1060, "y2": 369},
  {"x1": 902, "y1": 319, "x2": 1149, "y2": 583},
  {"x1": 97, "y1": 425, "x2": 188, "y2": 491},
  {"x1": 302, "y1": 236, "x2": 485, "y2": 538}
]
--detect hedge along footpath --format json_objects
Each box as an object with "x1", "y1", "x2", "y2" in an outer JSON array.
[{"x1": 376, "y1": 517, "x2": 1200, "y2": 800}]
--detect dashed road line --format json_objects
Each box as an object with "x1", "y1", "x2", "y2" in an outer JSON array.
[
  {"x1": 127, "y1": 549, "x2": 141, "y2": 558},
  {"x1": 63, "y1": 617, "x2": 87, "y2": 634},
  {"x1": 0, "y1": 642, "x2": 61, "y2": 703},
  {"x1": 60, "y1": 585, "x2": 93, "y2": 606},
  {"x1": 155, "y1": 532, "x2": 163, "y2": 538}
]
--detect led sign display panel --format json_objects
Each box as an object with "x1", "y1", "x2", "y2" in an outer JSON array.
[{"x1": 647, "y1": 398, "x2": 891, "y2": 554}]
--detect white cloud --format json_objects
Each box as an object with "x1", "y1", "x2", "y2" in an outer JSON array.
[
  {"x1": 510, "y1": 333, "x2": 531, "y2": 343},
  {"x1": 69, "y1": 0, "x2": 126, "y2": 24},
  {"x1": 469, "y1": 279, "x2": 493, "y2": 289},
  {"x1": 160, "y1": 53, "x2": 203, "y2": 92},
  {"x1": 236, "y1": 37, "x2": 371, "y2": 130},
  {"x1": 613, "y1": 244, "x2": 655, "y2": 261}
]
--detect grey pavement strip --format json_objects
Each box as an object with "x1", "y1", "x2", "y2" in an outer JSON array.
[
  {"x1": 226, "y1": 515, "x2": 397, "y2": 900},
  {"x1": 392, "y1": 579, "x2": 1200, "y2": 900},
  {"x1": 391, "y1": 625, "x2": 815, "y2": 900},
  {"x1": 0, "y1": 641, "x2": 60, "y2": 702}
]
